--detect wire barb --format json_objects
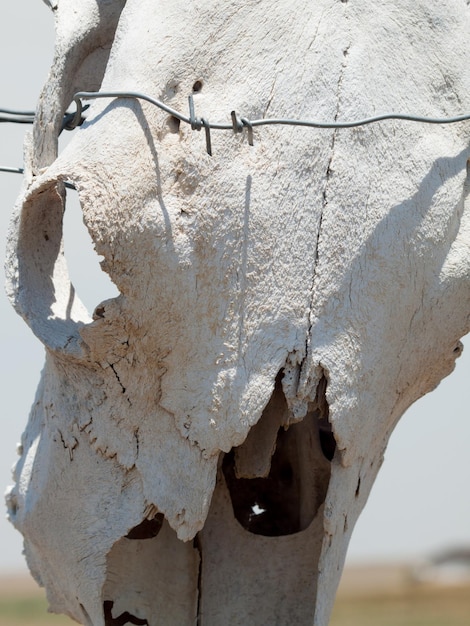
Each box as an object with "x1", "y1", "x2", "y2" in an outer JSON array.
[
  {"x1": 240, "y1": 117, "x2": 254, "y2": 146},
  {"x1": 67, "y1": 89, "x2": 470, "y2": 155},
  {"x1": 188, "y1": 94, "x2": 200, "y2": 131},
  {"x1": 231, "y1": 111, "x2": 243, "y2": 133},
  {"x1": 188, "y1": 95, "x2": 212, "y2": 154},
  {"x1": 2, "y1": 88, "x2": 470, "y2": 167},
  {"x1": 201, "y1": 118, "x2": 212, "y2": 156}
]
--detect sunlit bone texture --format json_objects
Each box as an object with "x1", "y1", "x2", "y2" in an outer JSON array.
[{"x1": 5, "y1": 1, "x2": 470, "y2": 624}]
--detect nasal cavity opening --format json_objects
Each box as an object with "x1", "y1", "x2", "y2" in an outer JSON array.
[
  {"x1": 125, "y1": 514, "x2": 164, "y2": 540},
  {"x1": 315, "y1": 374, "x2": 337, "y2": 461},
  {"x1": 63, "y1": 187, "x2": 119, "y2": 317},
  {"x1": 104, "y1": 600, "x2": 148, "y2": 626},
  {"x1": 222, "y1": 372, "x2": 334, "y2": 537}
]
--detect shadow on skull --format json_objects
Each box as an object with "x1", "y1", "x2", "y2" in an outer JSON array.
[{"x1": 102, "y1": 372, "x2": 335, "y2": 624}]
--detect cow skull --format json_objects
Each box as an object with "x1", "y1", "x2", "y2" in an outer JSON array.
[{"x1": 5, "y1": 1, "x2": 470, "y2": 624}]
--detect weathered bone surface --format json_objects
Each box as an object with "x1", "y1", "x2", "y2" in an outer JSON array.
[{"x1": 5, "y1": 1, "x2": 470, "y2": 624}]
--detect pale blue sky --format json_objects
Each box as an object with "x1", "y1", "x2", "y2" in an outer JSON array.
[{"x1": 1, "y1": 1, "x2": 469, "y2": 574}]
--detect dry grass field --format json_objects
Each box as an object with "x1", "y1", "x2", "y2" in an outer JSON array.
[
  {"x1": 0, "y1": 564, "x2": 468, "y2": 625},
  {"x1": 0, "y1": 575, "x2": 69, "y2": 626},
  {"x1": 330, "y1": 564, "x2": 470, "y2": 626}
]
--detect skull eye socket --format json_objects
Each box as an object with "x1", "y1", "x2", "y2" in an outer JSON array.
[
  {"x1": 63, "y1": 187, "x2": 119, "y2": 318},
  {"x1": 11, "y1": 179, "x2": 119, "y2": 355}
]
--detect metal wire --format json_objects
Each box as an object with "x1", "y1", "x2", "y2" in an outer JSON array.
[
  {"x1": 70, "y1": 90, "x2": 470, "y2": 155},
  {"x1": 0, "y1": 104, "x2": 87, "y2": 184},
  {"x1": 0, "y1": 109, "x2": 35, "y2": 124},
  {"x1": 0, "y1": 105, "x2": 89, "y2": 130},
  {"x1": 0, "y1": 165, "x2": 76, "y2": 189},
  {"x1": 0, "y1": 166, "x2": 25, "y2": 175},
  {"x1": 2, "y1": 89, "x2": 470, "y2": 172},
  {"x1": 0, "y1": 108, "x2": 35, "y2": 115}
]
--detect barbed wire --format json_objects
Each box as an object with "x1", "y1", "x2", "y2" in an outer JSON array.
[
  {"x1": 0, "y1": 165, "x2": 76, "y2": 189},
  {"x1": 0, "y1": 105, "x2": 89, "y2": 130},
  {"x1": 0, "y1": 104, "x2": 88, "y2": 186},
  {"x1": 1, "y1": 90, "x2": 470, "y2": 174},
  {"x1": 71, "y1": 90, "x2": 470, "y2": 155},
  {"x1": 0, "y1": 109, "x2": 35, "y2": 124}
]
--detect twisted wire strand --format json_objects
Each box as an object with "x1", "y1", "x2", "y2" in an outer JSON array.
[
  {"x1": 0, "y1": 103, "x2": 87, "y2": 185},
  {"x1": 0, "y1": 110, "x2": 35, "y2": 124},
  {"x1": 71, "y1": 90, "x2": 470, "y2": 130},
  {"x1": 0, "y1": 166, "x2": 25, "y2": 174},
  {"x1": 71, "y1": 90, "x2": 470, "y2": 155},
  {"x1": 0, "y1": 106, "x2": 89, "y2": 129},
  {"x1": 1, "y1": 89, "x2": 470, "y2": 168},
  {"x1": 0, "y1": 108, "x2": 35, "y2": 115},
  {"x1": 0, "y1": 166, "x2": 76, "y2": 189}
]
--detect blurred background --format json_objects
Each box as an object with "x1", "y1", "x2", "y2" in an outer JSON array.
[{"x1": 0, "y1": 2, "x2": 469, "y2": 624}]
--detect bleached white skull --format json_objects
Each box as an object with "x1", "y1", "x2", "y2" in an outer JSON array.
[{"x1": 5, "y1": 1, "x2": 470, "y2": 624}]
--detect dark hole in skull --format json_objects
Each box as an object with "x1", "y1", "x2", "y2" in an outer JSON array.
[
  {"x1": 318, "y1": 416, "x2": 336, "y2": 461},
  {"x1": 125, "y1": 513, "x2": 164, "y2": 540},
  {"x1": 312, "y1": 374, "x2": 337, "y2": 461},
  {"x1": 222, "y1": 372, "x2": 334, "y2": 536},
  {"x1": 167, "y1": 115, "x2": 181, "y2": 133},
  {"x1": 104, "y1": 600, "x2": 148, "y2": 625}
]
